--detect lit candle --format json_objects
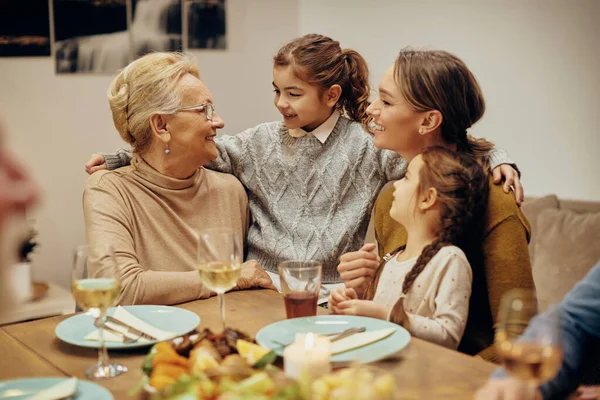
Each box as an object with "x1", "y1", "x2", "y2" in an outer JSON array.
[{"x1": 283, "y1": 332, "x2": 331, "y2": 381}]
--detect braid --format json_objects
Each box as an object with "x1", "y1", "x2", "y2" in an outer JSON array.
[{"x1": 389, "y1": 204, "x2": 464, "y2": 328}]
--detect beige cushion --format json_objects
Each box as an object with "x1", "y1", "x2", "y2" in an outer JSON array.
[
  {"x1": 532, "y1": 209, "x2": 600, "y2": 312},
  {"x1": 521, "y1": 195, "x2": 559, "y2": 261},
  {"x1": 560, "y1": 199, "x2": 600, "y2": 214}
]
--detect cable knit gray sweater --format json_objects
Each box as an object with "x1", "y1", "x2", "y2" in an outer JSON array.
[{"x1": 103, "y1": 116, "x2": 513, "y2": 283}]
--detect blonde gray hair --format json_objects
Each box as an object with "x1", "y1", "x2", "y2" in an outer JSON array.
[{"x1": 107, "y1": 52, "x2": 200, "y2": 154}]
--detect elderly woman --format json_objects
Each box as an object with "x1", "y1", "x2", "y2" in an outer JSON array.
[{"x1": 84, "y1": 52, "x2": 274, "y2": 306}]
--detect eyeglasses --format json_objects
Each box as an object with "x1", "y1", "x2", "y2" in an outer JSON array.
[{"x1": 173, "y1": 103, "x2": 215, "y2": 121}]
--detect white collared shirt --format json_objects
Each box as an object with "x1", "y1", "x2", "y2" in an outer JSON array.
[{"x1": 288, "y1": 110, "x2": 341, "y2": 143}]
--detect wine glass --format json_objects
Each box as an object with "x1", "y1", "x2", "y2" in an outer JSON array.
[
  {"x1": 495, "y1": 289, "x2": 562, "y2": 398},
  {"x1": 71, "y1": 244, "x2": 127, "y2": 379},
  {"x1": 197, "y1": 227, "x2": 242, "y2": 332}
]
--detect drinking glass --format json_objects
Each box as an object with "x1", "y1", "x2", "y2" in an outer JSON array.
[
  {"x1": 495, "y1": 289, "x2": 562, "y2": 398},
  {"x1": 278, "y1": 260, "x2": 322, "y2": 319},
  {"x1": 71, "y1": 244, "x2": 127, "y2": 379},
  {"x1": 197, "y1": 227, "x2": 242, "y2": 331}
]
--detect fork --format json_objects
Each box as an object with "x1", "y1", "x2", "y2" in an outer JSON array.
[
  {"x1": 94, "y1": 320, "x2": 138, "y2": 344},
  {"x1": 272, "y1": 327, "x2": 366, "y2": 348},
  {"x1": 327, "y1": 326, "x2": 366, "y2": 342}
]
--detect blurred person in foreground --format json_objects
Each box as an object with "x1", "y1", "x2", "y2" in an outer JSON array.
[
  {"x1": 0, "y1": 118, "x2": 40, "y2": 312},
  {"x1": 475, "y1": 260, "x2": 600, "y2": 400}
]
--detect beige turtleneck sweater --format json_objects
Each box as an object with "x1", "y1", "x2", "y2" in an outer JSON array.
[{"x1": 83, "y1": 155, "x2": 248, "y2": 306}]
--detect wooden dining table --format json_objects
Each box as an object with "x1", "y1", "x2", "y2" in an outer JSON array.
[{"x1": 0, "y1": 289, "x2": 496, "y2": 399}]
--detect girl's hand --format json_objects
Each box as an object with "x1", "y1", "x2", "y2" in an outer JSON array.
[
  {"x1": 492, "y1": 164, "x2": 524, "y2": 206},
  {"x1": 344, "y1": 287, "x2": 358, "y2": 300},
  {"x1": 85, "y1": 154, "x2": 107, "y2": 175},
  {"x1": 337, "y1": 243, "x2": 380, "y2": 297},
  {"x1": 335, "y1": 299, "x2": 388, "y2": 320},
  {"x1": 329, "y1": 287, "x2": 352, "y2": 314}
]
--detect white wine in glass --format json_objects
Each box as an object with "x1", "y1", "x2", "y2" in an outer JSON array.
[
  {"x1": 197, "y1": 228, "x2": 242, "y2": 331},
  {"x1": 72, "y1": 244, "x2": 127, "y2": 379},
  {"x1": 495, "y1": 289, "x2": 562, "y2": 398},
  {"x1": 198, "y1": 262, "x2": 242, "y2": 293},
  {"x1": 72, "y1": 278, "x2": 120, "y2": 313}
]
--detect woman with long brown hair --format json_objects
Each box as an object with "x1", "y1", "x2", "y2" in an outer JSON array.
[{"x1": 337, "y1": 48, "x2": 533, "y2": 360}]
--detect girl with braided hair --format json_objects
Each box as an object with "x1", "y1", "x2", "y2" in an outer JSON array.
[{"x1": 330, "y1": 146, "x2": 488, "y2": 349}]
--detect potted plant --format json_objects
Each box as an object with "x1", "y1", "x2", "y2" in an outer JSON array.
[{"x1": 19, "y1": 229, "x2": 38, "y2": 264}]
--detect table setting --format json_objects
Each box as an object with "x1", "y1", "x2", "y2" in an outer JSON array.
[{"x1": 0, "y1": 229, "x2": 501, "y2": 399}]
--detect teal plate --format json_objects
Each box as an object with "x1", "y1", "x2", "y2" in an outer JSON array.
[
  {"x1": 0, "y1": 378, "x2": 113, "y2": 400},
  {"x1": 256, "y1": 315, "x2": 411, "y2": 363},
  {"x1": 55, "y1": 305, "x2": 200, "y2": 350}
]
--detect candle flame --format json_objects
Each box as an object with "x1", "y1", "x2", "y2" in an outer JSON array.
[{"x1": 305, "y1": 332, "x2": 315, "y2": 350}]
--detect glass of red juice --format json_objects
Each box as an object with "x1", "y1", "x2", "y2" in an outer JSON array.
[{"x1": 278, "y1": 261, "x2": 322, "y2": 319}]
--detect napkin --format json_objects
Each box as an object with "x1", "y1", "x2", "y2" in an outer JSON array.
[
  {"x1": 28, "y1": 377, "x2": 77, "y2": 400},
  {"x1": 331, "y1": 328, "x2": 396, "y2": 355},
  {"x1": 84, "y1": 306, "x2": 176, "y2": 343}
]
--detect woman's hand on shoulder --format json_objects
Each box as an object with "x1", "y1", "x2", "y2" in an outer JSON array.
[
  {"x1": 235, "y1": 260, "x2": 277, "y2": 291},
  {"x1": 337, "y1": 243, "x2": 380, "y2": 297},
  {"x1": 85, "y1": 154, "x2": 107, "y2": 175},
  {"x1": 492, "y1": 164, "x2": 524, "y2": 206}
]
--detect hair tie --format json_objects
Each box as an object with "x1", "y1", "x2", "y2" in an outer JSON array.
[{"x1": 340, "y1": 51, "x2": 349, "y2": 63}]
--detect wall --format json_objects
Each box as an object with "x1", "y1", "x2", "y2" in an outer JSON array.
[
  {"x1": 0, "y1": 0, "x2": 298, "y2": 288},
  {"x1": 2, "y1": 0, "x2": 599, "y2": 288},
  {"x1": 300, "y1": 0, "x2": 600, "y2": 200}
]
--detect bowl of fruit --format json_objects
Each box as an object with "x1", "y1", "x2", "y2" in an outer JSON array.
[{"x1": 137, "y1": 328, "x2": 300, "y2": 399}]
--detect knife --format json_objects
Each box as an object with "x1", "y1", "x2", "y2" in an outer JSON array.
[
  {"x1": 331, "y1": 327, "x2": 396, "y2": 355},
  {"x1": 106, "y1": 316, "x2": 158, "y2": 341}
]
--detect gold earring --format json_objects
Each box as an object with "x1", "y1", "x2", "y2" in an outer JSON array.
[{"x1": 164, "y1": 143, "x2": 170, "y2": 155}]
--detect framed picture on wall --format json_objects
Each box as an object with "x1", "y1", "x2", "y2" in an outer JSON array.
[
  {"x1": 0, "y1": 0, "x2": 51, "y2": 57},
  {"x1": 131, "y1": 0, "x2": 183, "y2": 58},
  {"x1": 53, "y1": 0, "x2": 131, "y2": 74},
  {"x1": 186, "y1": 0, "x2": 227, "y2": 50}
]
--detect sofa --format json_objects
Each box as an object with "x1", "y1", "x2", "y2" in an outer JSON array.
[
  {"x1": 521, "y1": 195, "x2": 600, "y2": 313},
  {"x1": 522, "y1": 194, "x2": 600, "y2": 387}
]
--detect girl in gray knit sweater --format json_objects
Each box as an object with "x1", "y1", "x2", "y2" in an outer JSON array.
[{"x1": 85, "y1": 35, "x2": 518, "y2": 301}]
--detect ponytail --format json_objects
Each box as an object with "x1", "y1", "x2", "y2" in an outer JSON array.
[{"x1": 340, "y1": 49, "x2": 371, "y2": 125}]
